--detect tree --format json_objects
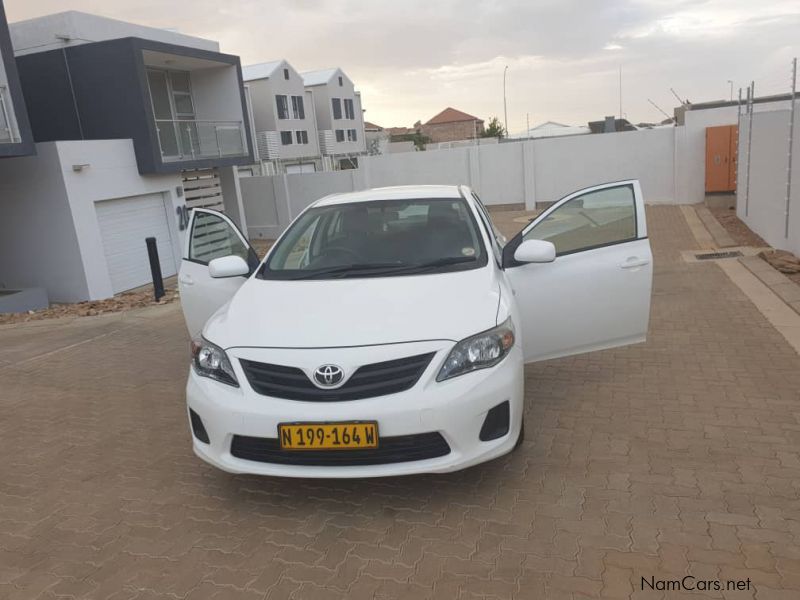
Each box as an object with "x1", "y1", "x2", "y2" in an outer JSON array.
[{"x1": 481, "y1": 116, "x2": 506, "y2": 139}]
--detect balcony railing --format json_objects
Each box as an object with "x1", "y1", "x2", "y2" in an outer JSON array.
[
  {"x1": 0, "y1": 86, "x2": 19, "y2": 144},
  {"x1": 154, "y1": 119, "x2": 247, "y2": 161}
]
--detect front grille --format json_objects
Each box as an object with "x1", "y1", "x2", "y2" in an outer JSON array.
[
  {"x1": 239, "y1": 352, "x2": 436, "y2": 401},
  {"x1": 230, "y1": 432, "x2": 451, "y2": 466}
]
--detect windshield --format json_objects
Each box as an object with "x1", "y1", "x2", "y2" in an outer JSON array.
[{"x1": 259, "y1": 198, "x2": 488, "y2": 280}]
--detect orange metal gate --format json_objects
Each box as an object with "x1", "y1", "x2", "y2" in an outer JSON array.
[{"x1": 705, "y1": 125, "x2": 738, "y2": 192}]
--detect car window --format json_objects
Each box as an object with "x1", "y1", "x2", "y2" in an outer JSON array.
[
  {"x1": 261, "y1": 198, "x2": 488, "y2": 279},
  {"x1": 189, "y1": 211, "x2": 250, "y2": 264},
  {"x1": 524, "y1": 185, "x2": 637, "y2": 255}
]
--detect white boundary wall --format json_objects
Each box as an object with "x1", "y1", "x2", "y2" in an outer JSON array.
[
  {"x1": 737, "y1": 102, "x2": 800, "y2": 255},
  {"x1": 240, "y1": 114, "x2": 744, "y2": 240}
]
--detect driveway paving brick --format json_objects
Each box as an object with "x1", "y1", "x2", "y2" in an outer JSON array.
[{"x1": 1, "y1": 206, "x2": 800, "y2": 599}]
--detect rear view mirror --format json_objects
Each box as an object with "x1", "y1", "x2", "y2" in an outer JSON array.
[
  {"x1": 209, "y1": 255, "x2": 250, "y2": 278},
  {"x1": 513, "y1": 239, "x2": 556, "y2": 263}
]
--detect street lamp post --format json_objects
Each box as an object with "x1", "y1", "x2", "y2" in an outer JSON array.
[
  {"x1": 503, "y1": 65, "x2": 509, "y2": 138},
  {"x1": 727, "y1": 80, "x2": 733, "y2": 101}
]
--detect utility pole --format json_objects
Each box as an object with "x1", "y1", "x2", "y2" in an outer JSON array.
[
  {"x1": 745, "y1": 81, "x2": 755, "y2": 216},
  {"x1": 785, "y1": 57, "x2": 797, "y2": 238},
  {"x1": 503, "y1": 65, "x2": 509, "y2": 138},
  {"x1": 727, "y1": 80, "x2": 733, "y2": 101}
]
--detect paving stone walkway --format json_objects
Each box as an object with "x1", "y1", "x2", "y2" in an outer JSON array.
[{"x1": 1, "y1": 206, "x2": 799, "y2": 599}]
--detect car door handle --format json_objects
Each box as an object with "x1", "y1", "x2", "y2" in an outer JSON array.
[
  {"x1": 179, "y1": 274, "x2": 194, "y2": 285},
  {"x1": 620, "y1": 257, "x2": 650, "y2": 269}
]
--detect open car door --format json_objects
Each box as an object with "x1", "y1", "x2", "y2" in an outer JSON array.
[
  {"x1": 503, "y1": 180, "x2": 652, "y2": 362},
  {"x1": 179, "y1": 208, "x2": 260, "y2": 339}
]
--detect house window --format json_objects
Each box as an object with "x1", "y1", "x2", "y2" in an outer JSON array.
[
  {"x1": 291, "y1": 96, "x2": 305, "y2": 119},
  {"x1": 295, "y1": 130, "x2": 309, "y2": 144},
  {"x1": 344, "y1": 99, "x2": 355, "y2": 120},
  {"x1": 338, "y1": 76, "x2": 343, "y2": 86},
  {"x1": 276, "y1": 95, "x2": 289, "y2": 120},
  {"x1": 347, "y1": 129, "x2": 358, "y2": 142},
  {"x1": 280, "y1": 131, "x2": 293, "y2": 145},
  {"x1": 283, "y1": 68, "x2": 289, "y2": 80},
  {"x1": 335, "y1": 129, "x2": 345, "y2": 142},
  {"x1": 332, "y1": 98, "x2": 342, "y2": 120}
]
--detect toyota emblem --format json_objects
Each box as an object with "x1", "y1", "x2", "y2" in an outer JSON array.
[{"x1": 313, "y1": 364, "x2": 344, "y2": 387}]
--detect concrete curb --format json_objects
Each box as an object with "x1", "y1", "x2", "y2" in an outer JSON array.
[{"x1": 739, "y1": 256, "x2": 800, "y2": 316}]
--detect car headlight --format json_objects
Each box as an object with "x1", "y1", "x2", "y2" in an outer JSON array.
[
  {"x1": 437, "y1": 318, "x2": 515, "y2": 382},
  {"x1": 191, "y1": 337, "x2": 239, "y2": 387}
]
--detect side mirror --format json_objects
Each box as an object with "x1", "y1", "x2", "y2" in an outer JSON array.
[
  {"x1": 209, "y1": 255, "x2": 250, "y2": 278},
  {"x1": 513, "y1": 239, "x2": 556, "y2": 263}
]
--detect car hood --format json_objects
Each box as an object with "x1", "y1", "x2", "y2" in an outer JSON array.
[{"x1": 204, "y1": 267, "x2": 501, "y2": 349}]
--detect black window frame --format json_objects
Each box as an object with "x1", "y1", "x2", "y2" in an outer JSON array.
[
  {"x1": 283, "y1": 68, "x2": 290, "y2": 80},
  {"x1": 276, "y1": 95, "x2": 289, "y2": 120},
  {"x1": 291, "y1": 95, "x2": 305, "y2": 119},
  {"x1": 332, "y1": 98, "x2": 342, "y2": 120},
  {"x1": 344, "y1": 98, "x2": 355, "y2": 120},
  {"x1": 335, "y1": 129, "x2": 345, "y2": 142},
  {"x1": 295, "y1": 130, "x2": 308, "y2": 144},
  {"x1": 280, "y1": 131, "x2": 293, "y2": 145}
]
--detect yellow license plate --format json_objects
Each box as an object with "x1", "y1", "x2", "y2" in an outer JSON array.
[{"x1": 278, "y1": 422, "x2": 379, "y2": 450}]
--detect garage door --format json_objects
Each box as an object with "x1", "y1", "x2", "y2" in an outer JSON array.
[{"x1": 96, "y1": 194, "x2": 177, "y2": 294}]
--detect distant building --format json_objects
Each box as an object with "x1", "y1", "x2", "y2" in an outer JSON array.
[
  {"x1": 507, "y1": 121, "x2": 590, "y2": 140},
  {"x1": 243, "y1": 59, "x2": 321, "y2": 172},
  {"x1": 302, "y1": 68, "x2": 366, "y2": 168},
  {"x1": 364, "y1": 121, "x2": 389, "y2": 155},
  {"x1": 420, "y1": 107, "x2": 484, "y2": 143},
  {"x1": 588, "y1": 117, "x2": 638, "y2": 134}
]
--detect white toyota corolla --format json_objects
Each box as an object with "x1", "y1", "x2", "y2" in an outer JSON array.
[{"x1": 179, "y1": 182, "x2": 652, "y2": 478}]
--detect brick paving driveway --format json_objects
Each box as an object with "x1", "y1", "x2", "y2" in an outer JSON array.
[{"x1": 1, "y1": 206, "x2": 800, "y2": 599}]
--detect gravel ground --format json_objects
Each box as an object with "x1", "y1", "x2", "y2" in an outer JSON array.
[
  {"x1": 0, "y1": 286, "x2": 180, "y2": 326},
  {"x1": 710, "y1": 206, "x2": 800, "y2": 286},
  {"x1": 709, "y1": 206, "x2": 769, "y2": 247}
]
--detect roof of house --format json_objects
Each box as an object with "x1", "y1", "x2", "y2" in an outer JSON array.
[
  {"x1": 364, "y1": 121, "x2": 382, "y2": 130},
  {"x1": 386, "y1": 126, "x2": 415, "y2": 136},
  {"x1": 425, "y1": 107, "x2": 483, "y2": 125},
  {"x1": 302, "y1": 68, "x2": 340, "y2": 86},
  {"x1": 587, "y1": 118, "x2": 637, "y2": 134},
  {"x1": 531, "y1": 120, "x2": 568, "y2": 130},
  {"x1": 242, "y1": 60, "x2": 285, "y2": 81}
]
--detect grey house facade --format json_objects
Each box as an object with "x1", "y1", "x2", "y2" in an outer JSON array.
[
  {"x1": 15, "y1": 36, "x2": 254, "y2": 174},
  {"x1": 0, "y1": 0, "x2": 34, "y2": 158}
]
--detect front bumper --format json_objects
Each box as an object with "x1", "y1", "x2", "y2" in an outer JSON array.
[{"x1": 186, "y1": 340, "x2": 524, "y2": 478}]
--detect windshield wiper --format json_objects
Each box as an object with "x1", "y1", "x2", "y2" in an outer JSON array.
[
  {"x1": 384, "y1": 256, "x2": 477, "y2": 275},
  {"x1": 286, "y1": 262, "x2": 406, "y2": 280}
]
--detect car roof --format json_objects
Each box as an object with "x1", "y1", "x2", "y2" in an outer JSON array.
[{"x1": 313, "y1": 185, "x2": 467, "y2": 207}]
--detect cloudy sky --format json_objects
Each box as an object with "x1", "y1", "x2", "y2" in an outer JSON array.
[{"x1": 6, "y1": 0, "x2": 799, "y2": 133}]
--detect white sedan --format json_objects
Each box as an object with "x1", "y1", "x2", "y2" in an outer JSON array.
[{"x1": 179, "y1": 182, "x2": 652, "y2": 478}]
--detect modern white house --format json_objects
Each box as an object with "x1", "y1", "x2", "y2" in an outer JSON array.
[
  {"x1": 0, "y1": 0, "x2": 33, "y2": 158},
  {"x1": 0, "y1": 11, "x2": 254, "y2": 304},
  {"x1": 242, "y1": 59, "x2": 322, "y2": 173},
  {"x1": 302, "y1": 68, "x2": 366, "y2": 167}
]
